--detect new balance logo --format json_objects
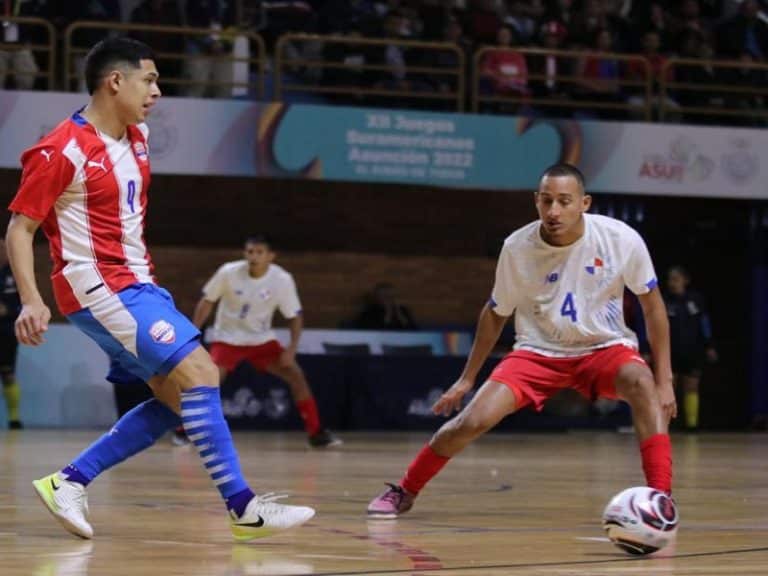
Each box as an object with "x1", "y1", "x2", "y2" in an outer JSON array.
[
  {"x1": 87, "y1": 158, "x2": 107, "y2": 172},
  {"x1": 40, "y1": 149, "x2": 54, "y2": 162}
]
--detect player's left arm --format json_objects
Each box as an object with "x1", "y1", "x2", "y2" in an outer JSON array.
[
  {"x1": 638, "y1": 287, "x2": 676, "y2": 420},
  {"x1": 277, "y1": 273, "x2": 303, "y2": 366},
  {"x1": 279, "y1": 313, "x2": 303, "y2": 367},
  {"x1": 623, "y1": 228, "x2": 676, "y2": 420}
]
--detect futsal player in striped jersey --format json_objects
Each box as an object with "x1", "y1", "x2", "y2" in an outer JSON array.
[
  {"x1": 6, "y1": 37, "x2": 314, "y2": 540},
  {"x1": 368, "y1": 164, "x2": 676, "y2": 518}
]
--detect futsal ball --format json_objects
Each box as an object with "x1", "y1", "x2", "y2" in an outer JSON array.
[{"x1": 602, "y1": 486, "x2": 679, "y2": 555}]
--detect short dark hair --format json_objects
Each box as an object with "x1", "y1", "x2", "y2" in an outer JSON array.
[
  {"x1": 244, "y1": 234, "x2": 273, "y2": 250},
  {"x1": 540, "y1": 163, "x2": 586, "y2": 194},
  {"x1": 84, "y1": 37, "x2": 155, "y2": 95}
]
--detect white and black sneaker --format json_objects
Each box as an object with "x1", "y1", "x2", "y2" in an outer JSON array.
[
  {"x1": 32, "y1": 472, "x2": 93, "y2": 539},
  {"x1": 230, "y1": 493, "x2": 315, "y2": 541}
]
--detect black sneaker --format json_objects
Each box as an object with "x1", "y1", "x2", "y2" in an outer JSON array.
[
  {"x1": 9, "y1": 420, "x2": 23, "y2": 430},
  {"x1": 308, "y1": 429, "x2": 343, "y2": 448}
]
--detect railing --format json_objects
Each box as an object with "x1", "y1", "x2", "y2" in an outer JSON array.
[
  {"x1": 64, "y1": 21, "x2": 266, "y2": 98},
  {"x1": 473, "y1": 46, "x2": 653, "y2": 121},
  {"x1": 274, "y1": 33, "x2": 466, "y2": 112},
  {"x1": 660, "y1": 57, "x2": 768, "y2": 124},
  {"x1": 0, "y1": 16, "x2": 56, "y2": 89},
  {"x1": 4, "y1": 20, "x2": 768, "y2": 128}
]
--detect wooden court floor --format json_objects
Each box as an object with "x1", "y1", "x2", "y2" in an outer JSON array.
[{"x1": 1, "y1": 430, "x2": 767, "y2": 576}]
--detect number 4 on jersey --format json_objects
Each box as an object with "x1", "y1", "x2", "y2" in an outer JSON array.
[{"x1": 561, "y1": 292, "x2": 577, "y2": 322}]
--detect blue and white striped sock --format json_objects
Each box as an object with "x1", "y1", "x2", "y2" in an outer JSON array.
[
  {"x1": 66, "y1": 398, "x2": 181, "y2": 486},
  {"x1": 181, "y1": 386, "x2": 254, "y2": 514}
]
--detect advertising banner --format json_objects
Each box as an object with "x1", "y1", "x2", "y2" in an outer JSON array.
[{"x1": 1, "y1": 91, "x2": 765, "y2": 199}]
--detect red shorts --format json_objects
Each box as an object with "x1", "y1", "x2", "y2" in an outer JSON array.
[
  {"x1": 489, "y1": 345, "x2": 647, "y2": 412},
  {"x1": 209, "y1": 340, "x2": 284, "y2": 372}
]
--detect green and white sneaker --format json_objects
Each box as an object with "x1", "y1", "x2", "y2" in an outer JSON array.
[
  {"x1": 230, "y1": 493, "x2": 315, "y2": 541},
  {"x1": 32, "y1": 472, "x2": 93, "y2": 539}
]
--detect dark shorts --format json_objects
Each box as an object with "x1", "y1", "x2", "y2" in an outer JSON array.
[
  {"x1": 672, "y1": 353, "x2": 703, "y2": 377},
  {"x1": 489, "y1": 345, "x2": 648, "y2": 412},
  {"x1": 0, "y1": 331, "x2": 18, "y2": 372}
]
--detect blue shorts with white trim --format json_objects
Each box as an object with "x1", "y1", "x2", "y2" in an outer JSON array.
[{"x1": 68, "y1": 283, "x2": 201, "y2": 383}]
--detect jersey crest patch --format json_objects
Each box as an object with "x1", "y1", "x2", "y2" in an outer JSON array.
[
  {"x1": 133, "y1": 141, "x2": 148, "y2": 162},
  {"x1": 149, "y1": 320, "x2": 176, "y2": 344},
  {"x1": 585, "y1": 257, "x2": 604, "y2": 275}
]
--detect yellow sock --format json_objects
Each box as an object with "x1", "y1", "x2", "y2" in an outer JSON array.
[
  {"x1": 684, "y1": 390, "x2": 699, "y2": 429},
  {"x1": 3, "y1": 379, "x2": 20, "y2": 422}
]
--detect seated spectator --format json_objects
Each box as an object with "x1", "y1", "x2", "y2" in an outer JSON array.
[
  {"x1": 626, "y1": 30, "x2": 678, "y2": 119},
  {"x1": 354, "y1": 282, "x2": 417, "y2": 331},
  {"x1": 573, "y1": 27, "x2": 627, "y2": 118},
  {"x1": 480, "y1": 25, "x2": 530, "y2": 98}
]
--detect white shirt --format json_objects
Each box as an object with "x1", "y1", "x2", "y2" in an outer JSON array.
[
  {"x1": 202, "y1": 262, "x2": 302, "y2": 346},
  {"x1": 491, "y1": 214, "x2": 657, "y2": 356}
]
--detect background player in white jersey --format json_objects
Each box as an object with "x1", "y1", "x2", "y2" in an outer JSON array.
[
  {"x1": 5, "y1": 37, "x2": 314, "y2": 540},
  {"x1": 192, "y1": 235, "x2": 341, "y2": 448},
  {"x1": 368, "y1": 163, "x2": 676, "y2": 517}
]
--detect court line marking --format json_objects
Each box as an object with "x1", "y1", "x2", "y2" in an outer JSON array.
[{"x1": 298, "y1": 545, "x2": 768, "y2": 576}]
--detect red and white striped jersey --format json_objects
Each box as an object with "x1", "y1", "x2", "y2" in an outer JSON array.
[{"x1": 9, "y1": 110, "x2": 155, "y2": 315}]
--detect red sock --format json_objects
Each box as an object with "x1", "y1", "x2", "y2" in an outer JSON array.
[
  {"x1": 400, "y1": 444, "x2": 450, "y2": 495},
  {"x1": 640, "y1": 433, "x2": 673, "y2": 493},
  {"x1": 296, "y1": 397, "x2": 321, "y2": 436}
]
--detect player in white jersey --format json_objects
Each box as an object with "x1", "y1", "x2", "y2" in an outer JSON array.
[
  {"x1": 193, "y1": 235, "x2": 341, "y2": 448},
  {"x1": 368, "y1": 163, "x2": 676, "y2": 518}
]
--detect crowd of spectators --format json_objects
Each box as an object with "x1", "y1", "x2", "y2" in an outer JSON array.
[{"x1": 1, "y1": 0, "x2": 766, "y2": 124}]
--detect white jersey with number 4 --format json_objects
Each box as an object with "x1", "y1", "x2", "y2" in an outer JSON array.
[
  {"x1": 491, "y1": 213, "x2": 657, "y2": 357},
  {"x1": 203, "y1": 262, "x2": 302, "y2": 346}
]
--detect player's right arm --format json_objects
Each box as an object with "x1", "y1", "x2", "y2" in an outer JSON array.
[
  {"x1": 432, "y1": 243, "x2": 515, "y2": 416},
  {"x1": 194, "y1": 265, "x2": 227, "y2": 328},
  {"x1": 5, "y1": 214, "x2": 50, "y2": 345},
  {"x1": 192, "y1": 297, "x2": 216, "y2": 329},
  {"x1": 432, "y1": 302, "x2": 508, "y2": 417},
  {"x1": 5, "y1": 140, "x2": 74, "y2": 345}
]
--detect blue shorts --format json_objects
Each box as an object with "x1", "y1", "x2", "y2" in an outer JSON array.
[{"x1": 68, "y1": 283, "x2": 201, "y2": 384}]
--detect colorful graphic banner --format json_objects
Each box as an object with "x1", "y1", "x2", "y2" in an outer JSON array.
[{"x1": 1, "y1": 90, "x2": 765, "y2": 199}]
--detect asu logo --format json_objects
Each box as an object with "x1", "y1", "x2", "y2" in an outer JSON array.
[{"x1": 149, "y1": 320, "x2": 176, "y2": 344}]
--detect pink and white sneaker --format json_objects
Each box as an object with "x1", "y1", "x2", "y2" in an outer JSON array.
[{"x1": 367, "y1": 483, "x2": 415, "y2": 519}]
